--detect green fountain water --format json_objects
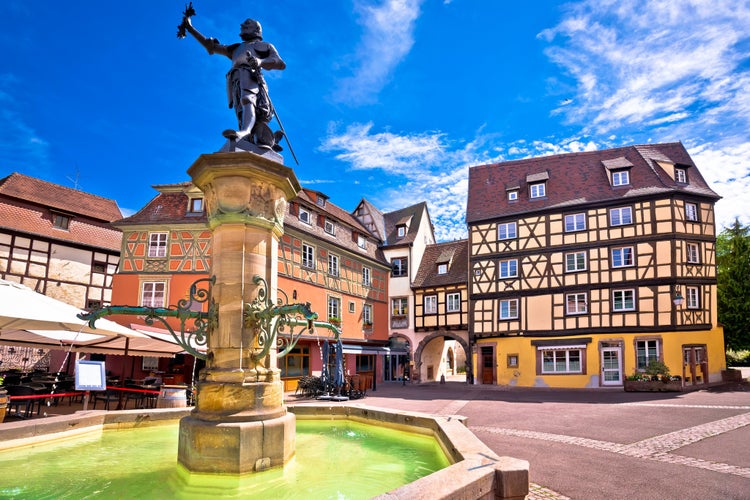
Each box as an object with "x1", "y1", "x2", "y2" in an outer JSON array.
[{"x1": 0, "y1": 419, "x2": 449, "y2": 499}]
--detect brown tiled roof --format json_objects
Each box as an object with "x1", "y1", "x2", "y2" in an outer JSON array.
[
  {"x1": 0, "y1": 172, "x2": 122, "y2": 222},
  {"x1": 466, "y1": 142, "x2": 721, "y2": 224},
  {"x1": 383, "y1": 202, "x2": 429, "y2": 246},
  {"x1": 0, "y1": 194, "x2": 122, "y2": 252},
  {"x1": 113, "y1": 182, "x2": 207, "y2": 226},
  {"x1": 286, "y1": 189, "x2": 388, "y2": 265},
  {"x1": 412, "y1": 239, "x2": 468, "y2": 288}
]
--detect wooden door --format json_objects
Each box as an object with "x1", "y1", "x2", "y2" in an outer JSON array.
[{"x1": 481, "y1": 347, "x2": 495, "y2": 384}]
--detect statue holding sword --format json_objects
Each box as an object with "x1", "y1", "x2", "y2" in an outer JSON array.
[{"x1": 178, "y1": 3, "x2": 296, "y2": 161}]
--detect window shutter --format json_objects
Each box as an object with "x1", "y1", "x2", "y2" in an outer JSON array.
[
  {"x1": 317, "y1": 214, "x2": 325, "y2": 228},
  {"x1": 290, "y1": 202, "x2": 298, "y2": 216}
]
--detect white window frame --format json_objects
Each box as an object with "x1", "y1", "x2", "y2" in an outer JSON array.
[
  {"x1": 675, "y1": 168, "x2": 687, "y2": 183},
  {"x1": 447, "y1": 292, "x2": 461, "y2": 313},
  {"x1": 686, "y1": 286, "x2": 700, "y2": 309},
  {"x1": 612, "y1": 170, "x2": 630, "y2": 186},
  {"x1": 148, "y1": 232, "x2": 168, "y2": 258},
  {"x1": 357, "y1": 234, "x2": 367, "y2": 249},
  {"x1": 302, "y1": 243, "x2": 315, "y2": 269},
  {"x1": 141, "y1": 281, "x2": 166, "y2": 308},
  {"x1": 299, "y1": 207, "x2": 311, "y2": 225},
  {"x1": 565, "y1": 251, "x2": 587, "y2": 272},
  {"x1": 636, "y1": 339, "x2": 660, "y2": 370},
  {"x1": 498, "y1": 259, "x2": 518, "y2": 279},
  {"x1": 328, "y1": 253, "x2": 339, "y2": 276},
  {"x1": 541, "y1": 349, "x2": 582, "y2": 374},
  {"x1": 499, "y1": 299, "x2": 519, "y2": 320},
  {"x1": 362, "y1": 267, "x2": 371, "y2": 287},
  {"x1": 363, "y1": 304, "x2": 373, "y2": 325},
  {"x1": 424, "y1": 295, "x2": 437, "y2": 314},
  {"x1": 613, "y1": 289, "x2": 636, "y2": 311},
  {"x1": 498, "y1": 222, "x2": 517, "y2": 240},
  {"x1": 611, "y1": 246, "x2": 634, "y2": 268},
  {"x1": 686, "y1": 243, "x2": 700, "y2": 264},
  {"x1": 397, "y1": 225, "x2": 406, "y2": 238},
  {"x1": 566, "y1": 293, "x2": 587, "y2": 315},
  {"x1": 685, "y1": 203, "x2": 699, "y2": 222},
  {"x1": 324, "y1": 218, "x2": 335, "y2": 235},
  {"x1": 142, "y1": 356, "x2": 159, "y2": 371},
  {"x1": 530, "y1": 182, "x2": 546, "y2": 199},
  {"x1": 437, "y1": 263, "x2": 448, "y2": 274},
  {"x1": 564, "y1": 213, "x2": 586, "y2": 232},
  {"x1": 392, "y1": 297, "x2": 408, "y2": 316},
  {"x1": 609, "y1": 207, "x2": 633, "y2": 226},
  {"x1": 327, "y1": 296, "x2": 341, "y2": 321},
  {"x1": 507, "y1": 190, "x2": 518, "y2": 201}
]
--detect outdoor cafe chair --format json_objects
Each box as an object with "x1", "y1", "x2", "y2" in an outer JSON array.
[
  {"x1": 6, "y1": 385, "x2": 42, "y2": 418},
  {"x1": 92, "y1": 388, "x2": 121, "y2": 411}
]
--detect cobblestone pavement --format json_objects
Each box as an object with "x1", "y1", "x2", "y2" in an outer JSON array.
[{"x1": 351, "y1": 383, "x2": 750, "y2": 499}]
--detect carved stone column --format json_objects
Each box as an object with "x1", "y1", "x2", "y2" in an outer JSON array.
[{"x1": 178, "y1": 151, "x2": 300, "y2": 474}]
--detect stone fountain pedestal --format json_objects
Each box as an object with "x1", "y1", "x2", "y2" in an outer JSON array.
[{"x1": 178, "y1": 151, "x2": 300, "y2": 474}]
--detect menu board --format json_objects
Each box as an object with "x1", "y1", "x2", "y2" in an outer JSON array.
[{"x1": 75, "y1": 360, "x2": 107, "y2": 391}]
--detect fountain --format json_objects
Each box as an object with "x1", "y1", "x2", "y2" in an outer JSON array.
[{"x1": 0, "y1": 6, "x2": 529, "y2": 498}]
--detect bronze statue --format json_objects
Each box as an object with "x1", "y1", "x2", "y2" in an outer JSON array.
[{"x1": 178, "y1": 4, "x2": 286, "y2": 151}]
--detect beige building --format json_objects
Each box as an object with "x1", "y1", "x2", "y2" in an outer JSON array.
[{"x1": 466, "y1": 143, "x2": 725, "y2": 388}]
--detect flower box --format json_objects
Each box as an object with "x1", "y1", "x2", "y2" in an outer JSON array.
[{"x1": 624, "y1": 380, "x2": 683, "y2": 392}]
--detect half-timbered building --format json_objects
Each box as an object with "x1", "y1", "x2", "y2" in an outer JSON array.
[
  {"x1": 412, "y1": 239, "x2": 470, "y2": 383},
  {"x1": 466, "y1": 143, "x2": 725, "y2": 388}
]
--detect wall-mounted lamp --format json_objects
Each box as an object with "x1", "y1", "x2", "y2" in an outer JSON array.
[
  {"x1": 673, "y1": 285, "x2": 684, "y2": 307},
  {"x1": 292, "y1": 290, "x2": 297, "y2": 300}
]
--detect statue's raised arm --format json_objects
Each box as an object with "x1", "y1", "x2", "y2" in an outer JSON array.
[{"x1": 178, "y1": 3, "x2": 287, "y2": 153}]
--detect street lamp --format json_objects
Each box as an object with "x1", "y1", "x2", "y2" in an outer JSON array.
[{"x1": 673, "y1": 285, "x2": 684, "y2": 307}]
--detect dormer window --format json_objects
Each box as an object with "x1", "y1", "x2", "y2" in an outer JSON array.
[
  {"x1": 316, "y1": 195, "x2": 326, "y2": 208},
  {"x1": 507, "y1": 190, "x2": 518, "y2": 201},
  {"x1": 437, "y1": 263, "x2": 448, "y2": 274},
  {"x1": 188, "y1": 197, "x2": 204, "y2": 213},
  {"x1": 52, "y1": 212, "x2": 71, "y2": 230},
  {"x1": 529, "y1": 182, "x2": 546, "y2": 199},
  {"x1": 397, "y1": 225, "x2": 406, "y2": 238},
  {"x1": 299, "y1": 207, "x2": 311, "y2": 225},
  {"x1": 675, "y1": 168, "x2": 687, "y2": 183},
  {"x1": 357, "y1": 234, "x2": 366, "y2": 249},
  {"x1": 612, "y1": 170, "x2": 629, "y2": 186}
]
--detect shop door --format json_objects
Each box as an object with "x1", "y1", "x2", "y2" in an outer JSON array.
[
  {"x1": 600, "y1": 347, "x2": 622, "y2": 386},
  {"x1": 481, "y1": 347, "x2": 495, "y2": 384}
]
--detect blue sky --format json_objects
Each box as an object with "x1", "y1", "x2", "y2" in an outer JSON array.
[{"x1": 1, "y1": 1, "x2": 749, "y2": 242}]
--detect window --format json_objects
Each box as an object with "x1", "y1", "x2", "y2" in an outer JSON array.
[
  {"x1": 499, "y1": 299, "x2": 518, "y2": 319},
  {"x1": 357, "y1": 234, "x2": 366, "y2": 249},
  {"x1": 686, "y1": 243, "x2": 700, "y2": 264},
  {"x1": 142, "y1": 356, "x2": 159, "y2": 371},
  {"x1": 392, "y1": 257, "x2": 408, "y2": 277},
  {"x1": 299, "y1": 207, "x2": 311, "y2": 224},
  {"x1": 148, "y1": 232, "x2": 168, "y2": 258},
  {"x1": 541, "y1": 349, "x2": 582, "y2": 373},
  {"x1": 348, "y1": 301, "x2": 356, "y2": 313},
  {"x1": 302, "y1": 243, "x2": 315, "y2": 269},
  {"x1": 613, "y1": 289, "x2": 635, "y2": 311},
  {"x1": 612, "y1": 170, "x2": 629, "y2": 186},
  {"x1": 362, "y1": 267, "x2": 371, "y2": 287},
  {"x1": 327, "y1": 296, "x2": 340, "y2": 321},
  {"x1": 424, "y1": 295, "x2": 437, "y2": 314},
  {"x1": 675, "y1": 168, "x2": 687, "y2": 183},
  {"x1": 397, "y1": 225, "x2": 406, "y2": 238},
  {"x1": 686, "y1": 286, "x2": 700, "y2": 309},
  {"x1": 564, "y1": 213, "x2": 586, "y2": 232},
  {"x1": 52, "y1": 213, "x2": 71, "y2": 230},
  {"x1": 636, "y1": 339, "x2": 659, "y2": 370},
  {"x1": 437, "y1": 263, "x2": 448, "y2": 274},
  {"x1": 392, "y1": 298, "x2": 408, "y2": 316},
  {"x1": 328, "y1": 253, "x2": 339, "y2": 276},
  {"x1": 92, "y1": 261, "x2": 107, "y2": 273},
  {"x1": 507, "y1": 354, "x2": 519, "y2": 368},
  {"x1": 685, "y1": 203, "x2": 699, "y2": 222},
  {"x1": 188, "y1": 197, "x2": 204, "y2": 213},
  {"x1": 565, "y1": 252, "x2": 586, "y2": 272},
  {"x1": 507, "y1": 190, "x2": 518, "y2": 201},
  {"x1": 609, "y1": 207, "x2": 633, "y2": 226},
  {"x1": 498, "y1": 222, "x2": 517, "y2": 240},
  {"x1": 141, "y1": 282, "x2": 166, "y2": 308},
  {"x1": 324, "y1": 219, "x2": 335, "y2": 235},
  {"x1": 316, "y1": 196, "x2": 326, "y2": 208},
  {"x1": 611, "y1": 247, "x2": 634, "y2": 268},
  {"x1": 447, "y1": 292, "x2": 461, "y2": 312},
  {"x1": 279, "y1": 346, "x2": 310, "y2": 377},
  {"x1": 566, "y1": 293, "x2": 587, "y2": 314},
  {"x1": 530, "y1": 182, "x2": 546, "y2": 198},
  {"x1": 498, "y1": 259, "x2": 518, "y2": 279},
  {"x1": 363, "y1": 304, "x2": 373, "y2": 326}
]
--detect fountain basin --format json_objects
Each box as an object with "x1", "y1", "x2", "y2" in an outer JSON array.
[{"x1": 0, "y1": 405, "x2": 528, "y2": 499}]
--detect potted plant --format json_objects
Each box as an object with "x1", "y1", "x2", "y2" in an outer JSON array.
[
  {"x1": 328, "y1": 317, "x2": 341, "y2": 326},
  {"x1": 624, "y1": 360, "x2": 683, "y2": 392}
]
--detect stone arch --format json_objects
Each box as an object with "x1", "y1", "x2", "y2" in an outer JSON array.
[{"x1": 413, "y1": 331, "x2": 472, "y2": 384}]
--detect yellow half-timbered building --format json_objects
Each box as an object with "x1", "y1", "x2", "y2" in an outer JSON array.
[{"x1": 466, "y1": 143, "x2": 725, "y2": 388}]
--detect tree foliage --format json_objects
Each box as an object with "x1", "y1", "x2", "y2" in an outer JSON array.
[{"x1": 717, "y1": 219, "x2": 750, "y2": 350}]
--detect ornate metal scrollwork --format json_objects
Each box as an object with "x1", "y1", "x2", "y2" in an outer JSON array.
[{"x1": 77, "y1": 277, "x2": 214, "y2": 360}]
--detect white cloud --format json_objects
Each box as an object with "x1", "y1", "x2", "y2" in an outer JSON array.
[{"x1": 333, "y1": 0, "x2": 424, "y2": 105}]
